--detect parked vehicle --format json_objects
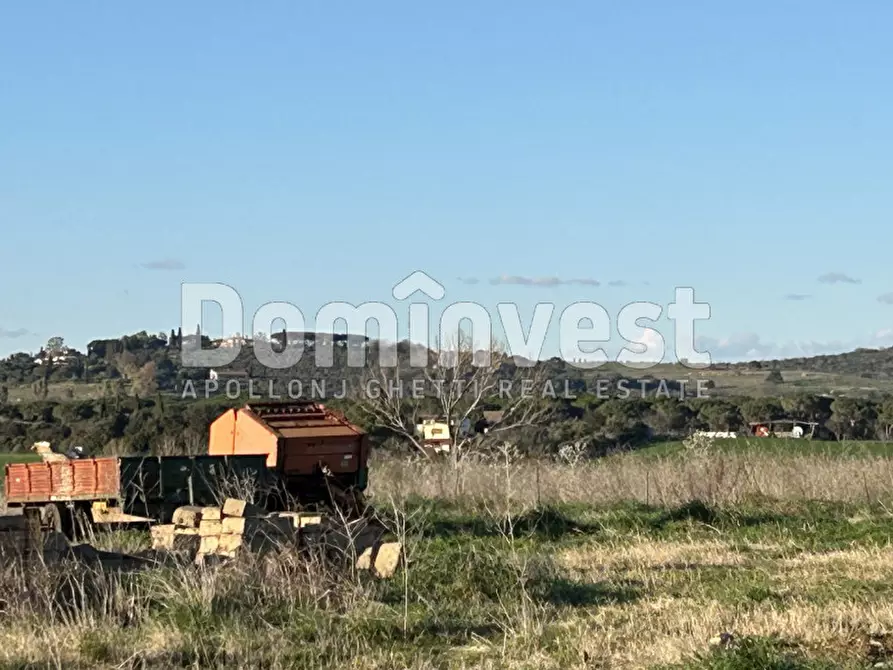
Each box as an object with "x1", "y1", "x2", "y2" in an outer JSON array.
[
  {"x1": 3, "y1": 400, "x2": 371, "y2": 539},
  {"x1": 4, "y1": 454, "x2": 270, "y2": 537}
]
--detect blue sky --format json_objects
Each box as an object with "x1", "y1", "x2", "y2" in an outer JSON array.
[{"x1": 2, "y1": 2, "x2": 893, "y2": 363}]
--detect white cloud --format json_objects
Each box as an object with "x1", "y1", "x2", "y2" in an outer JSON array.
[
  {"x1": 0, "y1": 327, "x2": 31, "y2": 338},
  {"x1": 617, "y1": 327, "x2": 664, "y2": 363}
]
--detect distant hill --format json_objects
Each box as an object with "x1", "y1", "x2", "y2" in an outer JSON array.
[
  {"x1": 1, "y1": 331, "x2": 893, "y2": 455},
  {"x1": 3, "y1": 330, "x2": 893, "y2": 403},
  {"x1": 716, "y1": 347, "x2": 893, "y2": 378}
]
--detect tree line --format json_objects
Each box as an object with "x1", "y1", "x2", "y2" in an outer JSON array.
[
  {"x1": 0, "y1": 388, "x2": 891, "y2": 457},
  {"x1": 1, "y1": 331, "x2": 893, "y2": 457}
]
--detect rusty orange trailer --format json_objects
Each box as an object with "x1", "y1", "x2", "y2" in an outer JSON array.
[
  {"x1": 5, "y1": 458, "x2": 120, "y2": 503},
  {"x1": 208, "y1": 401, "x2": 369, "y2": 506},
  {"x1": 4, "y1": 454, "x2": 270, "y2": 537}
]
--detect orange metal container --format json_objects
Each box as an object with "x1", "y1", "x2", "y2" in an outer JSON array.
[
  {"x1": 208, "y1": 401, "x2": 368, "y2": 486},
  {"x1": 5, "y1": 458, "x2": 121, "y2": 503}
]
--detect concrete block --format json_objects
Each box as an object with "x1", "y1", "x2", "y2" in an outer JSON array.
[
  {"x1": 198, "y1": 535, "x2": 220, "y2": 554},
  {"x1": 172, "y1": 506, "x2": 204, "y2": 528},
  {"x1": 221, "y1": 516, "x2": 247, "y2": 535},
  {"x1": 217, "y1": 534, "x2": 243, "y2": 554},
  {"x1": 356, "y1": 541, "x2": 402, "y2": 578},
  {"x1": 150, "y1": 524, "x2": 176, "y2": 550},
  {"x1": 373, "y1": 542, "x2": 402, "y2": 578},
  {"x1": 275, "y1": 512, "x2": 323, "y2": 529},
  {"x1": 222, "y1": 498, "x2": 263, "y2": 518},
  {"x1": 199, "y1": 520, "x2": 223, "y2": 537}
]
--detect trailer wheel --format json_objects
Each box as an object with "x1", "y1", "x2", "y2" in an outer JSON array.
[
  {"x1": 40, "y1": 504, "x2": 63, "y2": 534},
  {"x1": 23, "y1": 507, "x2": 42, "y2": 558}
]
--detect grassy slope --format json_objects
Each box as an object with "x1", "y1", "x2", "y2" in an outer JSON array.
[
  {"x1": 4, "y1": 380, "x2": 107, "y2": 403},
  {"x1": 4, "y1": 351, "x2": 893, "y2": 403},
  {"x1": 0, "y1": 453, "x2": 39, "y2": 467}
]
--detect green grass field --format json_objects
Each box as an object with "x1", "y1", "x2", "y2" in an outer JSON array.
[
  {"x1": 6, "y1": 496, "x2": 893, "y2": 668},
  {"x1": 3, "y1": 380, "x2": 108, "y2": 403},
  {"x1": 596, "y1": 362, "x2": 893, "y2": 398},
  {"x1": 0, "y1": 452, "x2": 40, "y2": 467},
  {"x1": 0, "y1": 452, "x2": 40, "y2": 491},
  {"x1": 5, "y1": 442, "x2": 893, "y2": 667},
  {"x1": 628, "y1": 437, "x2": 893, "y2": 459}
]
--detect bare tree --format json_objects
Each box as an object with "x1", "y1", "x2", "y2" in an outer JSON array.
[
  {"x1": 114, "y1": 351, "x2": 140, "y2": 380},
  {"x1": 132, "y1": 361, "x2": 158, "y2": 396},
  {"x1": 358, "y1": 333, "x2": 554, "y2": 463}
]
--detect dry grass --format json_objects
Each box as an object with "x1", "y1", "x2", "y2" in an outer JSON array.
[
  {"x1": 3, "y1": 505, "x2": 891, "y2": 669},
  {"x1": 560, "y1": 537, "x2": 751, "y2": 571},
  {"x1": 554, "y1": 598, "x2": 893, "y2": 669},
  {"x1": 551, "y1": 539, "x2": 893, "y2": 668},
  {"x1": 368, "y1": 450, "x2": 893, "y2": 507},
  {"x1": 5, "y1": 534, "x2": 889, "y2": 669},
  {"x1": 4, "y1": 448, "x2": 893, "y2": 668}
]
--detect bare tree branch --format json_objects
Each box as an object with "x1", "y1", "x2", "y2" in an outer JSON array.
[
  {"x1": 357, "y1": 349, "x2": 428, "y2": 456},
  {"x1": 358, "y1": 333, "x2": 554, "y2": 462}
]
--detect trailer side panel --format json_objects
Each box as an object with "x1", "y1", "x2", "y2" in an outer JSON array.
[
  {"x1": 118, "y1": 454, "x2": 271, "y2": 518},
  {"x1": 4, "y1": 458, "x2": 121, "y2": 503}
]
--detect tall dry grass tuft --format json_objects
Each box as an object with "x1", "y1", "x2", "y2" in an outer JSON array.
[
  {"x1": 152, "y1": 434, "x2": 207, "y2": 456},
  {"x1": 0, "y1": 543, "x2": 389, "y2": 667},
  {"x1": 483, "y1": 443, "x2": 550, "y2": 649},
  {"x1": 368, "y1": 451, "x2": 893, "y2": 507}
]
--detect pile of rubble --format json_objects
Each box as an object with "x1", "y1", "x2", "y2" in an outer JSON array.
[
  {"x1": 151, "y1": 498, "x2": 402, "y2": 577},
  {"x1": 1, "y1": 497, "x2": 402, "y2": 577}
]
